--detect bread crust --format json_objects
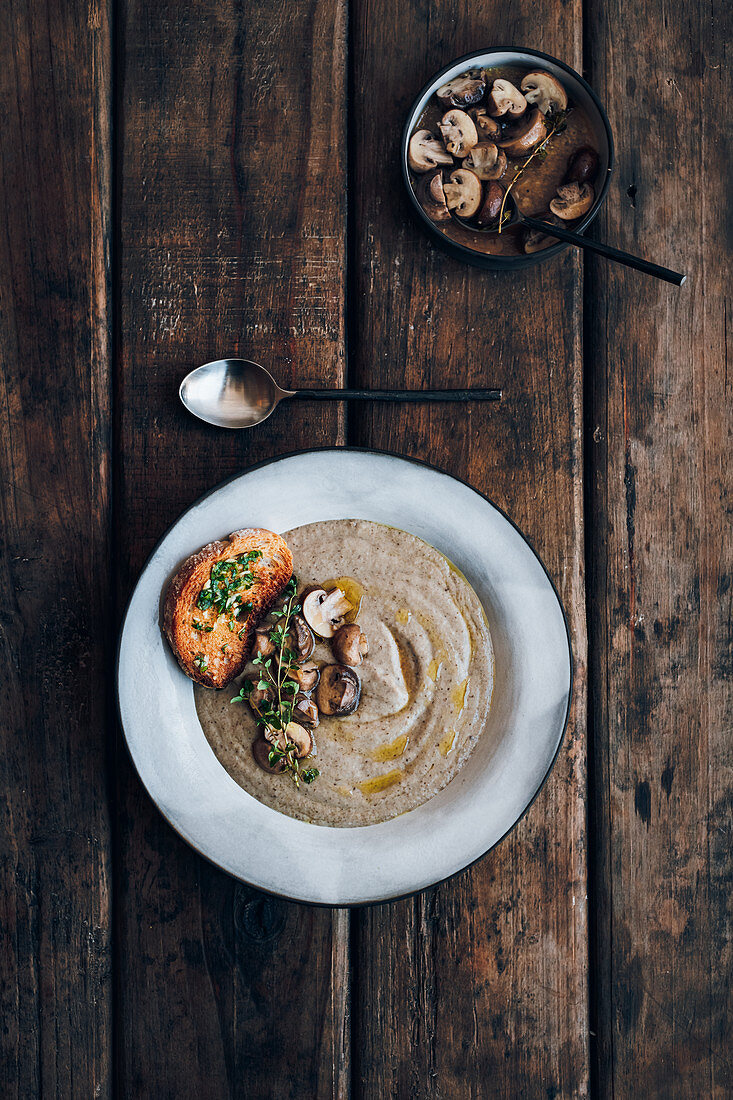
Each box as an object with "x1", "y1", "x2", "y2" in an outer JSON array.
[{"x1": 162, "y1": 528, "x2": 293, "y2": 688}]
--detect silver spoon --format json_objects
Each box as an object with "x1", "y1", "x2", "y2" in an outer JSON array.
[
  {"x1": 452, "y1": 194, "x2": 686, "y2": 286},
  {"x1": 180, "y1": 359, "x2": 502, "y2": 429}
]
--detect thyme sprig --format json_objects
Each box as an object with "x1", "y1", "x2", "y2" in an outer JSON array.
[
  {"x1": 231, "y1": 575, "x2": 319, "y2": 787},
  {"x1": 497, "y1": 108, "x2": 570, "y2": 233}
]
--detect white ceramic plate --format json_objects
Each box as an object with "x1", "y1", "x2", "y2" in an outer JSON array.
[{"x1": 117, "y1": 449, "x2": 572, "y2": 905}]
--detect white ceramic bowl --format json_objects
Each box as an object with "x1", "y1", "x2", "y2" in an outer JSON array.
[{"x1": 117, "y1": 450, "x2": 572, "y2": 905}]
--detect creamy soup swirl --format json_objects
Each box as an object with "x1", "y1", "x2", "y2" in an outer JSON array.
[{"x1": 195, "y1": 520, "x2": 493, "y2": 826}]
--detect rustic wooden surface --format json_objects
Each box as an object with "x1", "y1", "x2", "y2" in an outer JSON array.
[
  {"x1": 116, "y1": 1, "x2": 349, "y2": 1096},
  {"x1": 349, "y1": 7, "x2": 589, "y2": 1099},
  {"x1": 585, "y1": 0, "x2": 732, "y2": 1094},
  {"x1": 0, "y1": 0, "x2": 730, "y2": 1097},
  {"x1": 0, "y1": 1, "x2": 113, "y2": 1096}
]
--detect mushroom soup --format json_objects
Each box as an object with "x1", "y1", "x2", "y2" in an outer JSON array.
[
  {"x1": 194, "y1": 520, "x2": 494, "y2": 826},
  {"x1": 408, "y1": 64, "x2": 599, "y2": 256}
]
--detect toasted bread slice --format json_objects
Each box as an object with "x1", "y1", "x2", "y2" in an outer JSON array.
[{"x1": 163, "y1": 528, "x2": 293, "y2": 688}]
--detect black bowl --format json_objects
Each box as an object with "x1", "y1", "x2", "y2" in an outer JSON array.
[{"x1": 401, "y1": 47, "x2": 614, "y2": 271}]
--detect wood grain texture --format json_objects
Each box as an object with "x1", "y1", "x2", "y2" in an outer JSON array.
[
  {"x1": 0, "y1": 0, "x2": 113, "y2": 1096},
  {"x1": 349, "y1": 6, "x2": 589, "y2": 1097},
  {"x1": 586, "y1": 0, "x2": 733, "y2": 1094},
  {"x1": 3, "y1": 0, "x2": 730, "y2": 1094},
  {"x1": 116, "y1": 0, "x2": 349, "y2": 1095}
]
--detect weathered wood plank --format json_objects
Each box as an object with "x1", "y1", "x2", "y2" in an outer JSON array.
[
  {"x1": 116, "y1": 1, "x2": 349, "y2": 1095},
  {"x1": 349, "y1": 8, "x2": 588, "y2": 1098},
  {"x1": 0, "y1": 0, "x2": 113, "y2": 1096},
  {"x1": 586, "y1": 0, "x2": 733, "y2": 1094}
]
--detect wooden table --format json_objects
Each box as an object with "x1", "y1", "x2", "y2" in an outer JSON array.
[{"x1": 1, "y1": 1, "x2": 730, "y2": 1096}]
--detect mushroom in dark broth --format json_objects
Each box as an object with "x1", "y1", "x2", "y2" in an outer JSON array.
[{"x1": 407, "y1": 63, "x2": 600, "y2": 256}]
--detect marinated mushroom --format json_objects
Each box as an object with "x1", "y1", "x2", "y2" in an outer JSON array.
[
  {"x1": 487, "y1": 78, "x2": 527, "y2": 118},
  {"x1": 497, "y1": 108, "x2": 547, "y2": 156},
  {"x1": 415, "y1": 169, "x2": 450, "y2": 223},
  {"x1": 443, "y1": 168, "x2": 483, "y2": 218},
  {"x1": 436, "y1": 74, "x2": 485, "y2": 108},
  {"x1": 438, "y1": 109, "x2": 478, "y2": 157},
  {"x1": 462, "y1": 142, "x2": 507, "y2": 181},
  {"x1": 332, "y1": 623, "x2": 369, "y2": 667},
  {"x1": 251, "y1": 627, "x2": 276, "y2": 659},
  {"x1": 565, "y1": 146, "x2": 599, "y2": 185},
  {"x1": 252, "y1": 737, "x2": 286, "y2": 774},
  {"x1": 474, "y1": 181, "x2": 505, "y2": 228},
  {"x1": 290, "y1": 614, "x2": 315, "y2": 659},
  {"x1": 293, "y1": 693, "x2": 320, "y2": 729},
  {"x1": 264, "y1": 724, "x2": 285, "y2": 748},
  {"x1": 407, "y1": 128, "x2": 454, "y2": 173},
  {"x1": 286, "y1": 659, "x2": 320, "y2": 692},
  {"x1": 523, "y1": 227, "x2": 549, "y2": 254},
  {"x1": 316, "y1": 664, "x2": 361, "y2": 717},
  {"x1": 469, "y1": 108, "x2": 501, "y2": 141},
  {"x1": 523, "y1": 217, "x2": 562, "y2": 253},
  {"x1": 248, "y1": 684, "x2": 274, "y2": 709},
  {"x1": 301, "y1": 586, "x2": 354, "y2": 638},
  {"x1": 263, "y1": 719, "x2": 314, "y2": 759},
  {"x1": 282, "y1": 720, "x2": 314, "y2": 759},
  {"x1": 520, "y1": 71, "x2": 568, "y2": 116},
  {"x1": 549, "y1": 181, "x2": 594, "y2": 220}
]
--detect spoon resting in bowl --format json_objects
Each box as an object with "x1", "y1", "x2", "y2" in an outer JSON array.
[{"x1": 451, "y1": 191, "x2": 686, "y2": 286}]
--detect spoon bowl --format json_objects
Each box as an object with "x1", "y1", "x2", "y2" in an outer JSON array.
[{"x1": 180, "y1": 359, "x2": 294, "y2": 428}]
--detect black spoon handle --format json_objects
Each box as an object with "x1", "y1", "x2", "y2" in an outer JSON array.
[
  {"x1": 295, "y1": 388, "x2": 502, "y2": 402},
  {"x1": 522, "y1": 215, "x2": 687, "y2": 286}
]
